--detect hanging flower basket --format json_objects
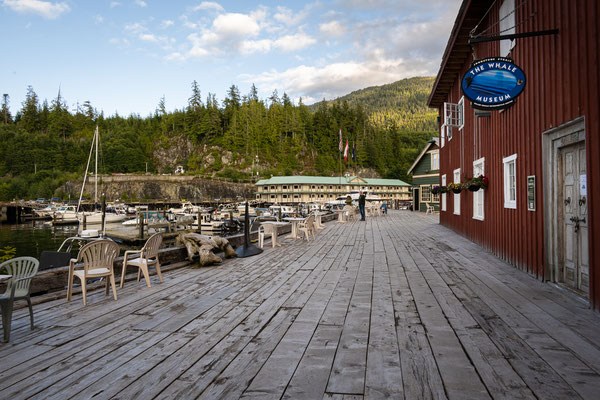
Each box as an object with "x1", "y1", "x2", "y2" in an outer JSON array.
[
  {"x1": 465, "y1": 175, "x2": 489, "y2": 192},
  {"x1": 432, "y1": 186, "x2": 441, "y2": 195},
  {"x1": 447, "y1": 183, "x2": 463, "y2": 194}
]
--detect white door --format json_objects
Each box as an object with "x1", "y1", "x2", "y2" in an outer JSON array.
[{"x1": 560, "y1": 141, "x2": 589, "y2": 294}]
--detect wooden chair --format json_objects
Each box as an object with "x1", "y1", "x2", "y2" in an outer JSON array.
[
  {"x1": 120, "y1": 233, "x2": 163, "y2": 288},
  {"x1": 298, "y1": 214, "x2": 316, "y2": 241},
  {"x1": 0, "y1": 257, "x2": 39, "y2": 342},
  {"x1": 67, "y1": 239, "x2": 119, "y2": 306}
]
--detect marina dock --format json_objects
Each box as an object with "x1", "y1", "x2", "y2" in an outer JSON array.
[{"x1": 1, "y1": 210, "x2": 599, "y2": 399}]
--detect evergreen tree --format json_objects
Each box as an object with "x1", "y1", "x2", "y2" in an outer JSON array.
[
  {"x1": 1, "y1": 94, "x2": 12, "y2": 124},
  {"x1": 20, "y1": 86, "x2": 41, "y2": 133}
]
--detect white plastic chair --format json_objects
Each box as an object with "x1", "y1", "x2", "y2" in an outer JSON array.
[
  {"x1": 67, "y1": 239, "x2": 119, "y2": 306},
  {"x1": 0, "y1": 257, "x2": 39, "y2": 342},
  {"x1": 120, "y1": 233, "x2": 163, "y2": 288}
]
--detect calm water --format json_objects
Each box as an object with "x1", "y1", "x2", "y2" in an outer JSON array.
[
  {"x1": 0, "y1": 221, "x2": 240, "y2": 261},
  {"x1": 0, "y1": 222, "x2": 79, "y2": 259}
]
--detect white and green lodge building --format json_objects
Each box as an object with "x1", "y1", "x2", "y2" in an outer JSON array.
[
  {"x1": 255, "y1": 176, "x2": 411, "y2": 204},
  {"x1": 407, "y1": 138, "x2": 440, "y2": 212}
]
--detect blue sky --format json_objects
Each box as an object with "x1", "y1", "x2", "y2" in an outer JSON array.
[{"x1": 1, "y1": 0, "x2": 461, "y2": 116}]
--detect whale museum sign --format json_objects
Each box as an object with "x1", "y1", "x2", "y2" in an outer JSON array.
[{"x1": 461, "y1": 57, "x2": 526, "y2": 110}]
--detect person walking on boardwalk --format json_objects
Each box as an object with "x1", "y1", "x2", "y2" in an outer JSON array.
[{"x1": 358, "y1": 190, "x2": 366, "y2": 221}]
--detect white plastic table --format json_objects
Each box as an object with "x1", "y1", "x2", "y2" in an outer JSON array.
[
  {"x1": 313, "y1": 212, "x2": 327, "y2": 230},
  {"x1": 261, "y1": 221, "x2": 290, "y2": 247},
  {"x1": 283, "y1": 217, "x2": 305, "y2": 239}
]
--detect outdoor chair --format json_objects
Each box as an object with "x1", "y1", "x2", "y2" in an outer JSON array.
[
  {"x1": 0, "y1": 257, "x2": 39, "y2": 342},
  {"x1": 343, "y1": 205, "x2": 356, "y2": 222},
  {"x1": 258, "y1": 225, "x2": 265, "y2": 249},
  {"x1": 298, "y1": 214, "x2": 316, "y2": 241},
  {"x1": 120, "y1": 233, "x2": 163, "y2": 288},
  {"x1": 67, "y1": 239, "x2": 119, "y2": 306}
]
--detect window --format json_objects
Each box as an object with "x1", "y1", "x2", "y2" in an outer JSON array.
[
  {"x1": 458, "y1": 97, "x2": 464, "y2": 130},
  {"x1": 420, "y1": 185, "x2": 431, "y2": 203},
  {"x1": 270, "y1": 195, "x2": 276, "y2": 199},
  {"x1": 441, "y1": 174, "x2": 447, "y2": 211},
  {"x1": 431, "y1": 151, "x2": 439, "y2": 170},
  {"x1": 444, "y1": 102, "x2": 463, "y2": 128},
  {"x1": 329, "y1": 185, "x2": 333, "y2": 189},
  {"x1": 453, "y1": 168, "x2": 461, "y2": 215},
  {"x1": 294, "y1": 194, "x2": 299, "y2": 198},
  {"x1": 499, "y1": 0, "x2": 516, "y2": 57},
  {"x1": 311, "y1": 185, "x2": 316, "y2": 189},
  {"x1": 282, "y1": 194, "x2": 288, "y2": 199},
  {"x1": 473, "y1": 158, "x2": 485, "y2": 220},
  {"x1": 270, "y1": 186, "x2": 275, "y2": 190},
  {"x1": 282, "y1": 185, "x2": 288, "y2": 190},
  {"x1": 503, "y1": 154, "x2": 517, "y2": 209},
  {"x1": 293, "y1": 185, "x2": 299, "y2": 189}
]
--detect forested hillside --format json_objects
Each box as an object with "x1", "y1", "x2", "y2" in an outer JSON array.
[
  {"x1": 310, "y1": 77, "x2": 437, "y2": 131},
  {"x1": 0, "y1": 79, "x2": 436, "y2": 200}
]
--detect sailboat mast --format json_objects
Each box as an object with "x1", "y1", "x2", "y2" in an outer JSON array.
[
  {"x1": 77, "y1": 126, "x2": 97, "y2": 213},
  {"x1": 94, "y1": 128, "x2": 98, "y2": 205}
]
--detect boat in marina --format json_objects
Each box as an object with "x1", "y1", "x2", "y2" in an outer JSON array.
[
  {"x1": 51, "y1": 205, "x2": 79, "y2": 225},
  {"x1": 168, "y1": 201, "x2": 200, "y2": 215}
]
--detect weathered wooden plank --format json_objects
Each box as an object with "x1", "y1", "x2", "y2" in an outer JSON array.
[
  {"x1": 110, "y1": 269, "x2": 311, "y2": 399},
  {"x1": 70, "y1": 332, "x2": 195, "y2": 400},
  {"x1": 195, "y1": 308, "x2": 302, "y2": 400},
  {"x1": 157, "y1": 307, "x2": 300, "y2": 399},
  {"x1": 30, "y1": 331, "x2": 170, "y2": 400},
  {"x1": 386, "y1": 230, "x2": 489, "y2": 398},
  {"x1": 382, "y1": 222, "x2": 447, "y2": 400},
  {"x1": 327, "y1": 250, "x2": 373, "y2": 395},
  {"x1": 365, "y1": 266, "x2": 403, "y2": 399},
  {"x1": 282, "y1": 325, "x2": 343, "y2": 400}
]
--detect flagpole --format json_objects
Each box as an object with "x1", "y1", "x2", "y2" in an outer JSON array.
[{"x1": 339, "y1": 128, "x2": 342, "y2": 187}]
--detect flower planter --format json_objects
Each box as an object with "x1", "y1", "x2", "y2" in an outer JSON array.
[
  {"x1": 452, "y1": 188, "x2": 462, "y2": 194},
  {"x1": 468, "y1": 185, "x2": 480, "y2": 192}
]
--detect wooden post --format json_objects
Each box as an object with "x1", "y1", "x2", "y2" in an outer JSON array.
[
  {"x1": 138, "y1": 209, "x2": 144, "y2": 239},
  {"x1": 83, "y1": 213, "x2": 87, "y2": 230}
]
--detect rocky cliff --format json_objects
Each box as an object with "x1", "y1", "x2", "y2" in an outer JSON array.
[{"x1": 84, "y1": 175, "x2": 254, "y2": 202}]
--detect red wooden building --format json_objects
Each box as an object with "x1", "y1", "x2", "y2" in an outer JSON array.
[{"x1": 428, "y1": 0, "x2": 599, "y2": 309}]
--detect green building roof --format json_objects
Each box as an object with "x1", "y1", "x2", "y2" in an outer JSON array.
[{"x1": 255, "y1": 176, "x2": 410, "y2": 186}]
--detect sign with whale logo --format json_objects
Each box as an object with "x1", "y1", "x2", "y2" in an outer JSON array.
[{"x1": 462, "y1": 57, "x2": 526, "y2": 110}]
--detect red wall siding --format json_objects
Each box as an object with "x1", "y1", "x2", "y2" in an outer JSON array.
[{"x1": 438, "y1": 0, "x2": 600, "y2": 308}]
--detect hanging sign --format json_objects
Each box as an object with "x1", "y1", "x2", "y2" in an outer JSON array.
[{"x1": 461, "y1": 57, "x2": 526, "y2": 110}]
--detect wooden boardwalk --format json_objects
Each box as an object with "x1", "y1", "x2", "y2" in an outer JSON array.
[{"x1": 2, "y1": 210, "x2": 600, "y2": 399}]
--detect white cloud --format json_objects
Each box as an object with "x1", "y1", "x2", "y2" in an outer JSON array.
[
  {"x1": 134, "y1": 0, "x2": 146, "y2": 7},
  {"x1": 94, "y1": 15, "x2": 104, "y2": 24},
  {"x1": 160, "y1": 19, "x2": 174, "y2": 29},
  {"x1": 192, "y1": 1, "x2": 224, "y2": 13},
  {"x1": 319, "y1": 20, "x2": 346, "y2": 37},
  {"x1": 110, "y1": 1, "x2": 121, "y2": 7},
  {"x1": 212, "y1": 13, "x2": 260, "y2": 38},
  {"x1": 2, "y1": 0, "x2": 70, "y2": 19},
  {"x1": 240, "y1": 39, "x2": 272, "y2": 55},
  {"x1": 109, "y1": 37, "x2": 130, "y2": 47},
  {"x1": 139, "y1": 33, "x2": 157, "y2": 42},
  {"x1": 273, "y1": 33, "x2": 316, "y2": 52},
  {"x1": 273, "y1": 6, "x2": 307, "y2": 27},
  {"x1": 244, "y1": 56, "x2": 431, "y2": 103},
  {"x1": 179, "y1": 14, "x2": 197, "y2": 29}
]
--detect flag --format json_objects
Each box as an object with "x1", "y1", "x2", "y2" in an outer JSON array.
[
  {"x1": 344, "y1": 140, "x2": 349, "y2": 162},
  {"x1": 352, "y1": 142, "x2": 356, "y2": 161},
  {"x1": 339, "y1": 129, "x2": 342, "y2": 152}
]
